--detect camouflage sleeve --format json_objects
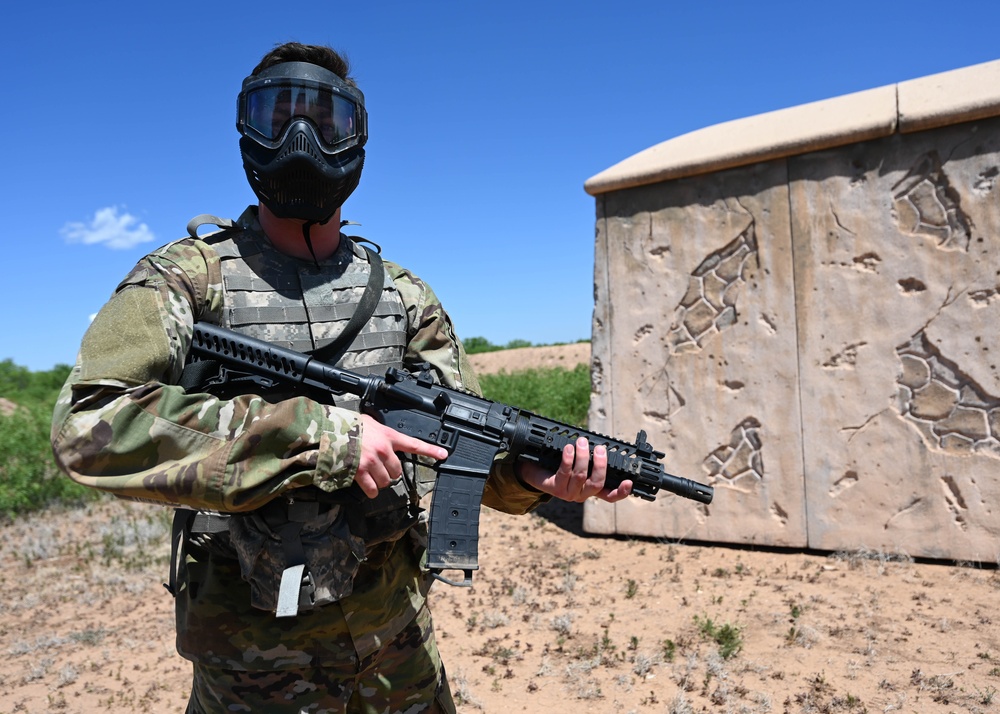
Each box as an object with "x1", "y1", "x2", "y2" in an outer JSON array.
[
  {"x1": 386, "y1": 263, "x2": 548, "y2": 515},
  {"x1": 51, "y1": 238, "x2": 364, "y2": 512}
]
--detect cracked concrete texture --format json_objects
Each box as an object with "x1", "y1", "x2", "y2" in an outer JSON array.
[
  {"x1": 791, "y1": 120, "x2": 999, "y2": 562},
  {"x1": 585, "y1": 116, "x2": 1000, "y2": 563},
  {"x1": 585, "y1": 161, "x2": 807, "y2": 548}
]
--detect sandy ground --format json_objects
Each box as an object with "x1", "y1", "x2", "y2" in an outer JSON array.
[{"x1": 3, "y1": 345, "x2": 999, "y2": 713}]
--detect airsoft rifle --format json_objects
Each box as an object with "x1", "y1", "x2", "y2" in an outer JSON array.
[{"x1": 187, "y1": 322, "x2": 714, "y2": 586}]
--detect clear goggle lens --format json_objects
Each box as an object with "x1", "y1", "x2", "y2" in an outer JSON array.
[{"x1": 245, "y1": 84, "x2": 357, "y2": 148}]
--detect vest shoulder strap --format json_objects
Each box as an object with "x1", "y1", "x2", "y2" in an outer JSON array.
[
  {"x1": 309, "y1": 239, "x2": 384, "y2": 363},
  {"x1": 186, "y1": 214, "x2": 238, "y2": 239}
]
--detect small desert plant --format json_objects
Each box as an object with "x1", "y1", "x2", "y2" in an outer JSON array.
[{"x1": 694, "y1": 615, "x2": 744, "y2": 660}]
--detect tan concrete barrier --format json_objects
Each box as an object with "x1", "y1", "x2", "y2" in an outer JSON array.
[{"x1": 583, "y1": 60, "x2": 1000, "y2": 563}]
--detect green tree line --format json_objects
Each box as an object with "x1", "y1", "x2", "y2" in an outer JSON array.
[
  {"x1": 0, "y1": 351, "x2": 590, "y2": 518},
  {"x1": 463, "y1": 336, "x2": 589, "y2": 354}
]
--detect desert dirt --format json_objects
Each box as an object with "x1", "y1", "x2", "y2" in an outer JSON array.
[{"x1": 2, "y1": 344, "x2": 999, "y2": 713}]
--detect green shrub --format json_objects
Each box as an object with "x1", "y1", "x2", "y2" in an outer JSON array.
[
  {"x1": 479, "y1": 363, "x2": 590, "y2": 427},
  {"x1": 0, "y1": 361, "x2": 95, "y2": 518},
  {"x1": 0, "y1": 403, "x2": 96, "y2": 518},
  {"x1": 0, "y1": 359, "x2": 71, "y2": 402}
]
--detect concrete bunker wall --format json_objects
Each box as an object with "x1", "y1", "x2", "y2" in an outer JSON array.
[{"x1": 583, "y1": 61, "x2": 1000, "y2": 563}]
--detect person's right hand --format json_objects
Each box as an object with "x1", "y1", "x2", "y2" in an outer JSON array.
[{"x1": 354, "y1": 415, "x2": 449, "y2": 498}]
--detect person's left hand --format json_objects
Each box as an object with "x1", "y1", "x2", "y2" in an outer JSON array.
[{"x1": 517, "y1": 436, "x2": 633, "y2": 503}]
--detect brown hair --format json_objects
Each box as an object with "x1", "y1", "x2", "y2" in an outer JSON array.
[{"x1": 251, "y1": 42, "x2": 356, "y2": 87}]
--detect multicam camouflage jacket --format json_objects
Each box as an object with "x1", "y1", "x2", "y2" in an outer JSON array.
[{"x1": 51, "y1": 206, "x2": 545, "y2": 668}]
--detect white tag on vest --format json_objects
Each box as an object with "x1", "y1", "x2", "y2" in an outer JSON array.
[{"x1": 276, "y1": 564, "x2": 307, "y2": 618}]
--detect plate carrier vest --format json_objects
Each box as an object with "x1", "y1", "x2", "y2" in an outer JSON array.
[{"x1": 168, "y1": 215, "x2": 419, "y2": 618}]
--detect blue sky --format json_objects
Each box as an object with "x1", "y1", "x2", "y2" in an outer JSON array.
[{"x1": 4, "y1": 1, "x2": 1000, "y2": 371}]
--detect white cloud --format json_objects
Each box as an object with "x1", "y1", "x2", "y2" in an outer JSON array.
[{"x1": 61, "y1": 206, "x2": 155, "y2": 250}]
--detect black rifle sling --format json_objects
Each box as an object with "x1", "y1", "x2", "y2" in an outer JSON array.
[{"x1": 308, "y1": 242, "x2": 384, "y2": 364}]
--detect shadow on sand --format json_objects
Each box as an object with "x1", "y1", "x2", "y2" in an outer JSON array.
[{"x1": 532, "y1": 498, "x2": 589, "y2": 537}]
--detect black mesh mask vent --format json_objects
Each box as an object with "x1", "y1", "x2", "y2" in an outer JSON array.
[
  {"x1": 279, "y1": 132, "x2": 323, "y2": 162},
  {"x1": 240, "y1": 120, "x2": 364, "y2": 223}
]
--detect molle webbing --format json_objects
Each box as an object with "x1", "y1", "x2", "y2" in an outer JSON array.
[{"x1": 206, "y1": 227, "x2": 408, "y2": 379}]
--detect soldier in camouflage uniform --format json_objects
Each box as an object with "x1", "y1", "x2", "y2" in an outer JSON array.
[{"x1": 51, "y1": 42, "x2": 632, "y2": 714}]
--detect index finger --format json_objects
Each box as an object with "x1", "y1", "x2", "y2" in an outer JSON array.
[{"x1": 389, "y1": 431, "x2": 449, "y2": 462}]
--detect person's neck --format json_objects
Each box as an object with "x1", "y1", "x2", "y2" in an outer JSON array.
[{"x1": 258, "y1": 204, "x2": 342, "y2": 261}]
